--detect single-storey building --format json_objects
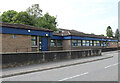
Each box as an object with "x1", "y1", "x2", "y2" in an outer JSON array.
[{"x1": 0, "y1": 22, "x2": 118, "y2": 53}]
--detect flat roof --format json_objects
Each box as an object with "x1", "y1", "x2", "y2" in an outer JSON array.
[{"x1": 0, "y1": 22, "x2": 53, "y2": 32}]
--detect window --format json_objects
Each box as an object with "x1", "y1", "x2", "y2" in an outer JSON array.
[
  {"x1": 103, "y1": 42, "x2": 106, "y2": 46},
  {"x1": 90, "y1": 40, "x2": 93, "y2": 46},
  {"x1": 31, "y1": 36, "x2": 37, "y2": 46},
  {"x1": 13, "y1": 35, "x2": 17, "y2": 38},
  {"x1": 83, "y1": 40, "x2": 86, "y2": 46},
  {"x1": 72, "y1": 40, "x2": 77, "y2": 46},
  {"x1": 78, "y1": 40, "x2": 82, "y2": 46},
  {"x1": 50, "y1": 40, "x2": 56, "y2": 46},
  {"x1": 57, "y1": 40, "x2": 62, "y2": 46},
  {"x1": 107, "y1": 42, "x2": 110, "y2": 46},
  {"x1": 96, "y1": 41, "x2": 100, "y2": 46},
  {"x1": 86, "y1": 40, "x2": 90, "y2": 46},
  {"x1": 94, "y1": 41, "x2": 96, "y2": 46}
]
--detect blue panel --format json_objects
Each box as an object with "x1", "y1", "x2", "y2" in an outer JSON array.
[
  {"x1": 0, "y1": 27, "x2": 2, "y2": 33},
  {"x1": 51, "y1": 36, "x2": 63, "y2": 40},
  {"x1": 42, "y1": 37, "x2": 48, "y2": 51},
  {"x1": 63, "y1": 36, "x2": 72, "y2": 39},
  {"x1": 1, "y1": 27, "x2": 53, "y2": 37},
  {"x1": 71, "y1": 36, "x2": 105, "y2": 41}
]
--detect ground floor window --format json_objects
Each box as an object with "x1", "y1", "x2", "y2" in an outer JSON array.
[
  {"x1": 94, "y1": 41, "x2": 97, "y2": 46},
  {"x1": 96, "y1": 41, "x2": 100, "y2": 46},
  {"x1": 83, "y1": 40, "x2": 86, "y2": 46},
  {"x1": 72, "y1": 40, "x2": 82, "y2": 47},
  {"x1": 50, "y1": 40, "x2": 56, "y2": 46},
  {"x1": 86, "y1": 40, "x2": 90, "y2": 46},
  {"x1": 72, "y1": 40, "x2": 77, "y2": 46},
  {"x1": 31, "y1": 36, "x2": 37, "y2": 46},
  {"x1": 90, "y1": 40, "x2": 93, "y2": 46},
  {"x1": 57, "y1": 40, "x2": 62, "y2": 47},
  {"x1": 78, "y1": 40, "x2": 82, "y2": 46}
]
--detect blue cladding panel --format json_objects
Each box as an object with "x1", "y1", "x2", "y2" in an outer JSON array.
[
  {"x1": 1, "y1": 27, "x2": 52, "y2": 37},
  {"x1": 50, "y1": 35, "x2": 118, "y2": 42},
  {"x1": 0, "y1": 27, "x2": 2, "y2": 33},
  {"x1": 42, "y1": 37, "x2": 48, "y2": 51},
  {"x1": 51, "y1": 36, "x2": 63, "y2": 40},
  {"x1": 63, "y1": 36, "x2": 72, "y2": 39},
  {"x1": 71, "y1": 36, "x2": 105, "y2": 41}
]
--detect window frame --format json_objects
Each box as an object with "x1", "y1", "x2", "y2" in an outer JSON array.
[
  {"x1": 50, "y1": 40, "x2": 56, "y2": 47},
  {"x1": 57, "y1": 40, "x2": 62, "y2": 47},
  {"x1": 31, "y1": 36, "x2": 37, "y2": 47}
]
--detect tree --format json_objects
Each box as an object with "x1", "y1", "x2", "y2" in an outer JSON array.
[
  {"x1": 26, "y1": 4, "x2": 43, "y2": 26},
  {"x1": 100, "y1": 34, "x2": 104, "y2": 36},
  {"x1": 106, "y1": 26, "x2": 113, "y2": 37},
  {"x1": 115, "y1": 28, "x2": 120, "y2": 39},
  {"x1": 37, "y1": 13, "x2": 58, "y2": 31},
  {"x1": 91, "y1": 33, "x2": 95, "y2": 35},
  {"x1": 1, "y1": 10, "x2": 18, "y2": 23},
  {"x1": 26, "y1": 4, "x2": 42, "y2": 18},
  {"x1": 12, "y1": 11, "x2": 34, "y2": 25}
]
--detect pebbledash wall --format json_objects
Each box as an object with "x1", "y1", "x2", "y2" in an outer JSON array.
[{"x1": 0, "y1": 22, "x2": 118, "y2": 53}]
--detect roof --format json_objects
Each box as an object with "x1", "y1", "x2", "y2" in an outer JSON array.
[
  {"x1": 53, "y1": 28, "x2": 117, "y2": 40},
  {"x1": 0, "y1": 22, "x2": 53, "y2": 32}
]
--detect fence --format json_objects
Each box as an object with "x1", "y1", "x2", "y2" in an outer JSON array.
[{"x1": 2, "y1": 49, "x2": 101, "y2": 68}]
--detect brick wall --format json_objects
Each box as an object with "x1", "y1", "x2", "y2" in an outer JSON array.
[
  {"x1": 63, "y1": 40, "x2": 71, "y2": 50},
  {"x1": 2, "y1": 33, "x2": 31, "y2": 52},
  {"x1": 106, "y1": 42, "x2": 118, "y2": 48}
]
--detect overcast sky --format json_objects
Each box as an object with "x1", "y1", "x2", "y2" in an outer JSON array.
[{"x1": 0, "y1": 0, "x2": 119, "y2": 35}]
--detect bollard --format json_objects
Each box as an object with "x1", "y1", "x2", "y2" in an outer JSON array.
[
  {"x1": 91, "y1": 50, "x2": 93, "y2": 56},
  {"x1": 54, "y1": 53, "x2": 57, "y2": 61},
  {"x1": 42, "y1": 53, "x2": 45, "y2": 62},
  {"x1": 68, "y1": 51, "x2": 71, "y2": 59},
  {"x1": 87, "y1": 50, "x2": 90, "y2": 57}
]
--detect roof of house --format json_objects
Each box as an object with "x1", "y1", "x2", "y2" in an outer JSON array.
[
  {"x1": 0, "y1": 22, "x2": 53, "y2": 32},
  {"x1": 53, "y1": 28, "x2": 117, "y2": 40}
]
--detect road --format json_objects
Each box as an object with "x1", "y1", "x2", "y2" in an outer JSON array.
[{"x1": 2, "y1": 51, "x2": 118, "y2": 81}]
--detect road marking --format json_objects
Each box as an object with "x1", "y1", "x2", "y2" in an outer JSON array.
[
  {"x1": 58, "y1": 72, "x2": 88, "y2": 81},
  {"x1": 104, "y1": 63, "x2": 118, "y2": 69}
]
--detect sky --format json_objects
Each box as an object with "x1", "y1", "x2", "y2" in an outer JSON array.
[{"x1": 0, "y1": 0, "x2": 119, "y2": 35}]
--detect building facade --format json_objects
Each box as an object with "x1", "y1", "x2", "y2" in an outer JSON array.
[{"x1": 0, "y1": 23, "x2": 118, "y2": 53}]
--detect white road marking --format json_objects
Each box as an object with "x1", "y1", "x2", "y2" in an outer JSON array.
[
  {"x1": 104, "y1": 63, "x2": 118, "y2": 69},
  {"x1": 58, "y1": 72, "x2": 88, "y2": 81}
]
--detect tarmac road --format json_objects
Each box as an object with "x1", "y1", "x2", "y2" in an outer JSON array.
[{"x1": 2, "y1": 51, "x2": 118, "y2": 81}]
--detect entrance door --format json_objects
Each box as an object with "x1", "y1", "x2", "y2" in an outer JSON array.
[{"x1": 42, "y1": 37, "x2": 48, "y2": 51}]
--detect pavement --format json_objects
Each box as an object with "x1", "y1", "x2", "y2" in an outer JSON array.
[{"x1": 2, "y1": 51, "x2": 117, "y2": 80}]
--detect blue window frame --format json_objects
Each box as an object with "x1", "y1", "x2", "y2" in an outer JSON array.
[
  {"x1": 96, "y1": 41, "x2": 100, "y2": 46},
  {"x1": 50, "y1": 40, "x2": 56, "y2": 47},
  {"x1": 72, "y1": 40, "x2": 77, "y2": 47},
  {"x1": 107, "y1": 42, "x2": 109, "y2": 46},
  {"x1": 90, "y1": 40, "x2": 93, "y2": 46},
  {"x1": 86, "y1": 40, "x2": 90, "y2": 46},
  {"x1": 13, "y1": 35, "x2": 17, "y2": 38},
  {"x1": 83, "y1": 40, "x2": 86, "y2": 46},
  {"x1": 31, "y1": 36, "x2": 37, "y2": 46},
  {"x1": 78, "y1": 40, "x2": 82, "y2": 46},
  {"x1": 57, "y1": 40, "x2": 62, "y2": 47}
]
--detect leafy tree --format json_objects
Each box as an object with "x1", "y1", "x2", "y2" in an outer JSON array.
[
  {"x1": 1, "y1": 10, "x2": 18, "y2": 23},
  {"x1": 26, "y1": 4, "x2": 42, "y2": 18},
  {"x1": 106, "y1": 26, "x2": 113, "y2": 37},
  {"x1": 91, "y1": 33, "x2": 95, "y2": 35},
  {"x1": 37, "y1": 13, "x2": 58, "y2": 31},
  {"x1": 12, "y1": 11, "x2": 34, "y2": 25},
  {"x1": 115, "y1": 28, "x2": 120, "y2": 39},
  {"x1": 1, "y1": 4, "x2": 58, "y2": 31},
  {"x1": 100, "y1": 34, "x2": 104, "y2": 36}
]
